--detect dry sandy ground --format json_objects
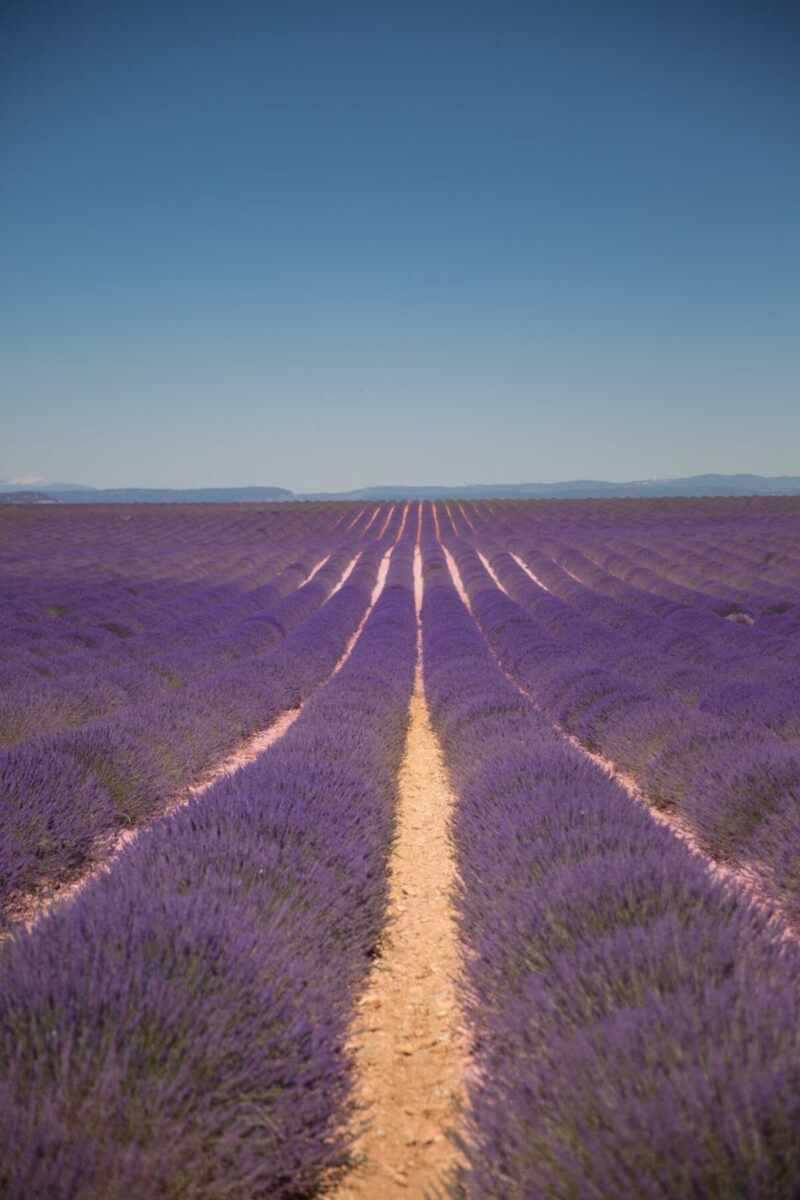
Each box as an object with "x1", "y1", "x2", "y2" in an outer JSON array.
[
  {"x1": 510, "y1": 551, "x2": 552, "y2": 592},
  {"x1": 334, "y1": 536, "x2": 465, "y2": 1198},
  {"x1": 306, "y1": 553, "x2": 332, "y2": 582},
  {"x1": 334, "y1": 665, "x2": 465, "y2": 1199},
  {"x1": 457, "y1": 503, "x2": 476, "y2": 532},
  {"x1": 343, "y1": 507, "x2": 367, "y2": 532}
]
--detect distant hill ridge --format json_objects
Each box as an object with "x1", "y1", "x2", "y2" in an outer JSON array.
[
  {"x1": 0, "y1": 491, "x2": 60, "y2": 505},
  {"x1": 3, "y1": 475, "x2": 800, "y2": 502},
  {"x1": 311, "y1": 474, "x2": 800, "y2": 500},
  {"x1": 0, "y1": 484, "x2": 292, "y2": 503}
]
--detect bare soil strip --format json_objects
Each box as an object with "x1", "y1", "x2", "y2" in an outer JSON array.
[
  {"x1": 330, "y1": 552, "x2": 362, "y2": 597},
  {"x1": 475, "y1": 550, "x2": 505, "y2": 593},
  {"x1": 443, "y1": 546, "x2": 472, "y2": 611},
  {"x1": 360, "y1": 506, "x2": 381, "y2": 535},
  {"x1": 396, "y1": 501, "x2": 411, "y2": 539},
  {"x1": 305, "y1": 553, "x2": 332, "y2": 582},
  {"x1": 443, "y1": 502, "x2": 457, "y2": 534},
  {"x1": 335, "y1": 547, "x2": 465, "y2": 1199},
  {"x1": 457, "y1": 503, "x2": 476, "y2": 532},
  {"x1": 443, "y1": 546, "x2": 797, "y2": 942},
  {"x1": 376, "y1": 503, "x2": 397, "y2": 539},
  {"x1": 330, "y1": 547, "x2": 396, "y2": 681},
  {"x1": 562, "y1": 562, "x2": 588, "y2": 585},
  {"x1": 510, "y1": 551, "x2": 552, "y2": 592},
  {"x1": 343, "y1": 507, "x2": 366, "y2": 532}
]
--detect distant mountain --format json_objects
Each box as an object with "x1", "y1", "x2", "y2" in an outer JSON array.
[
  {"x1": 37, "y1": 486, "x2": 293, "y2": 504},
  {"x1": 303, "y1": 474, "x2": 800, "y2": 501},
  {"x1": 0, "y1": 480, "x2": 91, "y2": 493},
  {"x1": 0, "y1": 491, "x2": 60, "y2": 505},
  {"x1": 10, "y1": 474, "x2": 800, "y2": 503}
]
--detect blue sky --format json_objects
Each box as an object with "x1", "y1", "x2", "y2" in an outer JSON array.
[{"x1": 2, "y1": 4, "x2": 798, "y2": 490}]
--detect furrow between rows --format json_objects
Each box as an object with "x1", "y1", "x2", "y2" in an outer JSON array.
[{"x1": 335, "y1": 532, "x2": 466, "y2": 1198}]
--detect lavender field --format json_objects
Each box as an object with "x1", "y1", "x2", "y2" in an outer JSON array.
[{"x1": 3, "y1": 496, "x2": 800, "y2": 1198}]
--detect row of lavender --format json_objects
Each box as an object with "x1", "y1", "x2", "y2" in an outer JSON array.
[
  {"x1": 443, "y1": 503, "x2": 800, "y2": 926},
  {"x1": 0, "y1": 505, "x2": 398, "y2": 926},
  {"x1": 0, "y1": 504, "x2": 379, "y2": 746},
  {"x1": 462, "y1": 497, "x2": 800, "y2": 634},
  {"x1": 523, "y1": 520, "x2": 800, "y2": 654},
  {"x1": 470, "y1": 528, "x2": 800, "y2": 737},
  {"x1": 423, "y1": 510, "x2": 800, "y2": 1197},
  {"x1": 462, "y1": 500, "x2": 800, "y2": 622},
  {"x1": 461, "y1": 500, "x2": 800, "y2": 629},
  {"x1": 0, "y1": 518, "x2": 417, "y2": 1197}
]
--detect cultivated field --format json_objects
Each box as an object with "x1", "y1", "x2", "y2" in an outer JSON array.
[{"x1": 3, "y1": 496, "x2": 800, "y2": 1197}]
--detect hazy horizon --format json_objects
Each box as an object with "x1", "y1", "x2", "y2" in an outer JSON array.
[
  {"x1": 3, "y1": 5, "x2": 798, "y2": 490},
  {"x1": 4, "y1": 463, "x2": 800, "y2": 492}
]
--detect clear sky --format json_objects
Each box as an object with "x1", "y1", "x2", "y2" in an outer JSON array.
[{"x1": 2, "y1": 3, "x2": 799, "y2": 491}]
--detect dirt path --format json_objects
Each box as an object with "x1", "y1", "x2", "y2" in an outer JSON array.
[
  {"x1": 343, "y1": 507, "x2": 366, "y2": 532},
  {"x1": 376, "y1": 503, "x2": 397, "y2": 539},
  {"x1": 334, "y1": 550, "x2": 465, "y2": 1199},
  {"x1": 360, "y1": 505, "x2": 381, "y2": 535},
  {"x1": 305, "y1": 553, "x2": 331, "y2": 582},
  {"x1": 330, "y1": 552, "x2": 362, "y2": 596},
  {"x1": 457, "y1": 502, "x2": 476, "y2": 532},
  {"x1": 510, "y1": 551, "x2": 552, "y2": 592}
]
